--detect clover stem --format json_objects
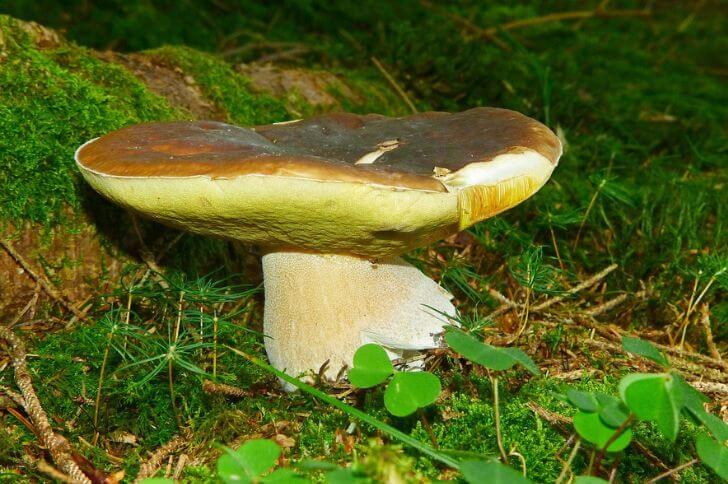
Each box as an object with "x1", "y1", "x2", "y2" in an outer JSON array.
[
  {"x1": 587, "y1": 449, "x2": 596, "y2": 475},
  {"x1": 417, "y1": 408, "x2": 439, "y2": 448},
  {"x1": 592, "y1": 414, "x2": 635, "y2": 475},
  {"x1": 491, "y1": 376, "x2": 508, "y2": 463},
  {"x1": 556, "y1": 438, "x2": 581, "y2": 484}
]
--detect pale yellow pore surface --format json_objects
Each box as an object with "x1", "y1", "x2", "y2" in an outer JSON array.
[
  {"x1": 262, "y1": 251, "x2": 456, "y2": 387},
  {"x1": 79, "y1": 170, "x2": 458, "y2": 257},
  {"x1": 77, "y1": 148, "x2": 555, "y2": 257}
]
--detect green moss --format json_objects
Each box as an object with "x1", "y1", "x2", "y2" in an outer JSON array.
[
  {"x1": 146, "y1": 45, "x2": 289, "y2": 126},
  {"x1": 0, "y1": 15, "x2": 181, "y2": 225},
  {"x1": 334, "y1": 71, "x2": 411, "y2": 117},
  {"x1": 0, "y1": 425, "x2": 23, "y2": 466},
  {"x1": 420, "y1": 389, "x2": 565, "y2": 482}
]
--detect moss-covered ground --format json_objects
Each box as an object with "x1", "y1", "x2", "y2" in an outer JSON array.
[{"x1": 0, "y1": 1, "x2": 726, "y2": 482}]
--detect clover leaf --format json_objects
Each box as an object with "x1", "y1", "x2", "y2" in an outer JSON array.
[
  {"x1": 573, "y1": 411, "x2": 632, "y2": 452},
  {"x1": 621, "y1": 336, "x2": 669, "y2": 367},
  {"x1": 383, "y1": 371, "x2": 441, "y2": 417},
  {"x1": 348, "y1": 344, "x2": 442, "y2": 417},
  {"x1": 445, "y1": 327, "x2": 540, "y2": 375},
  {"x1": 217, "y1": 439, "x2": 284, "y2": 484},
  {"x1": 460, "y1": 460, "x2": 532, "y2": 484},
  {"x1": 574, "y1": 477, "x2": 609, "y2": 484},
  {"x1": 619, "y1": 373, "x2": 681, "y2": 441},
  {"x1": 696, "y1": 432, "x2": 728, "y2": 480},
  {"x1": 348, "y1": 343, "x2": 394, "y2": 388},
  {"x1": 566, "y1": 389, "x2": 599, "y2": 413}
]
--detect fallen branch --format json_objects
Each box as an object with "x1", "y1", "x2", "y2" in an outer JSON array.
[
  {"x1": 0, "y1": 326, "x2": 91, "y2": 483},
  {"x1": 1, "y1": 239, "x2": 87, "y2": 321}
]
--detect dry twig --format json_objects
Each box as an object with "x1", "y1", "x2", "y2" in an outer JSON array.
[
  {"x1": 532, "y1": 264, "x2": 618, "y2": 313},
  {"x1": 37, "y1": 460, "x2": 77, "y2": 484},
  {"x1": 582, "y1": 338, "x2": 728, "y2": 384},
  {"x1": 698, "y1": 304, "x2": 721, "y2": 361},
  {"x1": 688, "y1": 380, "x2": 728, "y2": 397},
  {"x1": 484, "y1": 287, "x2": 521, "y2": 319},
  {"x1": 418, "y1": 0, "x2": 510, "y2": 50},
  {"x1": 0, "y1": 326, "x2": 91, "y2": 483},
  {"x1": 0, "y1": 383, "x2": 25, "y2": 407},
  {"x1": 134, "y1": 430, "x2": 191, "y2": 482},
  {"x1": 646, "y1": 459, "x2": 699, "y2": 483},
  {"x1": 0, "y1": 239, "x2": 86, "y2": 320},
  {"x1": 371, "y1": 56, "x2": 418, "y2": 114},
  {"x1": 481, "y1": 6, "x2": 651, "y2": 37},
  {"x1": 9, "y1": 285, "x2": 40, "y2": 326},
  {"x1": 131, "y1": 216, "x2": 170, "y2": 289},
  {"x1": 584, "y1": 290, "x2": 645, "y2": 317}
]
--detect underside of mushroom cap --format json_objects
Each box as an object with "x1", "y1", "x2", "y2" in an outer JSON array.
[{"x1": 76, "y1": 108, "x2": 561, "y2": 257}]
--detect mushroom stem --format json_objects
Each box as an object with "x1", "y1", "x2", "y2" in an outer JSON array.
[{"x1": 262, "y1": 251, "x2": 456, "y2": 390}]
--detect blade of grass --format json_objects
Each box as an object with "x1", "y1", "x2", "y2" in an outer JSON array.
[{"x1": 226, "y1": 346, "x2": 460, "y2": 470}]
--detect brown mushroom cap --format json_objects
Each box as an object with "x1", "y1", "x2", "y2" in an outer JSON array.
[{"x1": 76, "y1": 107, "x2": 561, "y2": 257}]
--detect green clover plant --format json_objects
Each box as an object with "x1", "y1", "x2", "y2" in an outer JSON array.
[
  {"x1": 217, "y1": 439, "x2": 307, "y2": 484},
  {"x1": 444, "y1": 327, "x2": 540, "y2": 376},
  {"x1": 563, "y1": 336, "x2": 728, "y2": 479},
  {"x1": 348, "y1": 343, "x2": 441, "y2": 417}
]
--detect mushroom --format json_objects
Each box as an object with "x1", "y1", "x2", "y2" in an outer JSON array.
[{"x1": 75, "y1": 107, "x2": 561, "y2": 388}]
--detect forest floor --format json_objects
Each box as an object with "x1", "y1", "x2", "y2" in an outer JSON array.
[{"x1": 0, "y1": 1, "x2": 726, "y2": 482}]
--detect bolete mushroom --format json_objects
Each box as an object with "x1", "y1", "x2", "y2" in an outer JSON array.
[{"x1": 75, "y1": 107, "x2": 561, "y2": 387}]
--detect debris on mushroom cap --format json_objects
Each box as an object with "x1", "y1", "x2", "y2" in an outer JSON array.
[{"x1": 75, "y1": 107, "x2": 561, "y2": 257}]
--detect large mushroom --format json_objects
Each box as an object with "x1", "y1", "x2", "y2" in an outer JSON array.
[{"x1": 75, "y1": 108, "x2": 561, "y2": 387}]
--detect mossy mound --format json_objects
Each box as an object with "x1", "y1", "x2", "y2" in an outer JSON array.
[{"x1": 0, "y1": 15, "x2": 409, "y2": 315}]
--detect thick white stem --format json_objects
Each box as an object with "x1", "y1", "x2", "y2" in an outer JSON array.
[{"x1": 262, "y1": 251, "x2": 456, "y2": 389}]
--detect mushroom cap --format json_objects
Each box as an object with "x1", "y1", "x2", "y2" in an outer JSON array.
[{"x1": 75, "y1": 107, "x2": 561, "y2": 257}]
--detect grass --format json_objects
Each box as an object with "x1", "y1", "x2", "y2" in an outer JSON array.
[{"x1": 0, "y1": 1, "x2": 726, "y2": 482}]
